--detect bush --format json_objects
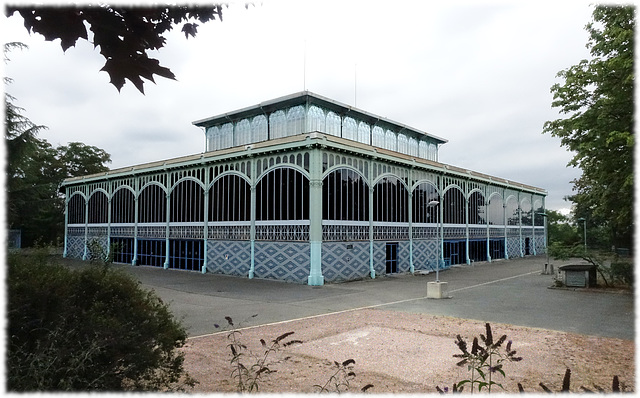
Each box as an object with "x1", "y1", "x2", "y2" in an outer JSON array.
[{"x1": 7, "y1": 251, "x2": 195, "y2": 391}]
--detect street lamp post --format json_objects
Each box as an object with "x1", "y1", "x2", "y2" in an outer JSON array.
[
  {"x1": 428, "y1": 200, "x2": 441, "y2": 282},
  {"x1": 577, "y1": 217, "x2": 587, "y2": 253},
  {"x1": 537, "y1": 212, "x2": 550, "y2": 273},
  {"x1": 426, "y1": 199, "x2": 448, "y2": 298}
]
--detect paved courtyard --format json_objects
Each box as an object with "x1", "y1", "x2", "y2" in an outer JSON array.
[{"x1": 101, "y1": 255, "x2": 634, "y2": 340}]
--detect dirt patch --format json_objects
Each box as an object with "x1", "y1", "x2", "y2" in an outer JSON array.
[{"x1": 180, "y1": 308, "x2": 634, "y2": 393}]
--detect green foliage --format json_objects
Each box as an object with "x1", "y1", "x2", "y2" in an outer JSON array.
[
  {"x1": 7, "y1": 252, "x2": 195, "y2": 391},
  {"x1": 543, "y1": 5, "x2": 634, "y2": 250},
  {"x1": 441, "y1": 323, "x2": 522, "y2": 394},
  {"x1": 6, "y1": 5, "x2": 229, "y2": 93}
]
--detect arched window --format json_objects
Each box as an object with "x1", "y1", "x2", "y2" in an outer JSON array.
[
  {"x1": 323, "y1": 168, "x2": 369, "y2": 221},
  {"x1": 520, "y1": 197, "x2": 532, "y2": 226},
  {"x1": 533, "y1": 198, "x2": 545, "y2": 226},
  {"x1": 418, "y1": 140, "x2": 429, "y2": 159},
  {"x1": 87, "y1": 191, "x2": 108, "y2": 224},
  {"x1": 385, "y1": 129, "x2": 396, "y2": 151},
  {"x1": 307, "y1": 106, "x2": 325, "y2": 133},
  {"x1": 220, "y1": 123, "x2": 233, "y2": 149},
  {"x1": 397, "y1": 133, "x2": 408, "y2": 155},
  {"x1": 111, "y1": 187, "x2": 135, "y2": 224},
  {"x1": 68, "y1": 193, "x2": 86, "y2": 224},
  {"x1": 412, "y1": 182, "x2": 439, "y2": 224},
  {"x1": 408, "y1": 137, "x2": 419, "y2": 157},
  {"x1": 505, "y1": 196, "x2": 519, "y2": 226},
  {"x1": 357, "y1": 121, "x2": 370, "y2": 145},
  {"x1": 443, "y1": 187, "x2": 465, "y2": 225},
  {"x1": 209, "y1": 174, "x2": 251, "y2": 221},
  {"x1": 469, "y1": 191, "x2": 486, "y2": 225},
  {"x1": 256, "y1": 167, "x2": 309, "y2": 220},
  {"x1": 269, "y1": 110, "x2": 287, "y2": 139},
  {"x1": 373, "y1": 176, "x2": 408, "y2": 222},
  {"x1": 206, "y1": 126, "x2": 219, "y2": 152},
  {"x1": 252, "y1": 114, "x2": 268, "y2": 142},
  {"x1": 287, "y1": 105, "x2": 305, "y2": 136},
  {"x1": 326, "y1": 111, "x2": 341, "y2": 137},
  {"x1": 372, "y1": 126, "x2": 385, "y2": 148},
  {"x1": 235, "y1": 119, "x2": 251, "y2": 146},
  {"x1": 343, "y1": 117, "x2": 357, "y2": 141},
  {"x1": 170, "y1": 179, "x2": 204, "y2": 222},
  {"x1": 487, "y1": 194, "x2": 504, "y2": 226},
  {"x1": 138, "y1": 184, "x2": 166, "y2": 223}
]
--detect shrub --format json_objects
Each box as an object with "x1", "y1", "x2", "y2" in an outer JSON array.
[{"x1": 7, "y1": 252, "x2": 195, "y2": 391}]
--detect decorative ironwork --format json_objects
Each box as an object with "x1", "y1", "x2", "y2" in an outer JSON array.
[
  {"x1": 169, "y1": 225, "x2": 204, "y2": 239},
  {"x1": 67, "y1": 227, "x2": 85, "y2": 236},
  {"x1": 208, "y1": 225, "x2": 250, "y2": 240},
  {"x1": 137, "y1": 226, "x2": 166, "y2": 238},
  {"x1": 443, "y1": 227, "x2": 466, "y2": 239},
  {"x1": 412, "y1": 225, "x2": 439, "y2": 239},
  {"x1": 322, "y1": 223, "x2": 369, "y2": 241},
  {"x1": 87, "y1": 227, "x2": 107, "y2": 237},
  {"x1": 255, "y1": 224, "x2": 309, "y2": 241},
  {"x1": 372, "y1": 224, "x2": 409, "y2": 240},
  {"x1": 469, "y1": 227, "x2": 487, "y2": 239}
]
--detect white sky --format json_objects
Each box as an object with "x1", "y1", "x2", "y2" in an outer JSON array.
[{"x1": 3, "y1": 0, "x2": 597, "y2": 212}]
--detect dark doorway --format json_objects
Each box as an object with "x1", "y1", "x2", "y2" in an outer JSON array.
[
  {"x1": 386, "y1": 242, "x2": 398, "y2": 274},
  {"x1": 525, "y1": 237, "x2": 531, "y2": 255}
]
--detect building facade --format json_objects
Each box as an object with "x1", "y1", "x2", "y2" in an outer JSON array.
[{"x1": 61, "y1": 92, "x2": 547, "y2": 285}]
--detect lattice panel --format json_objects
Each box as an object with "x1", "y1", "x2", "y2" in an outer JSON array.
[
  {"x1": 507, "y1": 237, "x2": 521, "y2": 258},
  {"x1": 372, "y1": 242, "x2": 386, "y2": 275},
  {"x1": 412, "y1": 239, "x2": 440, "y2": 272},
  {"x1": 322, "y1": 242, "x2": 370, "y2": 282},
  {"x1": 206, "y1": 240, "x2": 251, "y2": 277},
  {"x1": 66, "y1": 236, "x2": 85, "y2": 259},
  {"x1": 398, "y1": 241, "x2": 411, "y2": 273},
  {"x1": 254, "y1": 242, "x2": 310, "y2": 283},
  {"x1": 208, "y1": 225, "x2": 250, "y2": 240}
]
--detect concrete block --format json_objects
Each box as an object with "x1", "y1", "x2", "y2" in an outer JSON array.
[{"x1": 427, "y1": 281, "x2": 449, "y2": 299}]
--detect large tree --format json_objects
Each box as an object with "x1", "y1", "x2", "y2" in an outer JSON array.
[
  {"x1": 6, "y1": 4, "x2": 228, "y2": 93},
  {"x1": 543, "y1": 5, "x2": 634, "y2": 250}
]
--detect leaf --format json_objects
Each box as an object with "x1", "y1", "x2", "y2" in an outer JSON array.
[
  {"x1": 342, "y1": 359, "x2": 355, "y2": 367},
  {"x1": 361, "y1": 384, "x2": 374, "y2": 392},
  {"x1": 274, "y1": 331, "x2": 294, "y2": 343},
  {"x1": 260, "y1": 339, "x2": 266, "y2": 347},
  {"x1": 225, "y1": 316, "x2": 234, "y2": 326}
]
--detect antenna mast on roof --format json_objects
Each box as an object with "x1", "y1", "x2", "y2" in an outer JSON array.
[
  {"x1": 354, "y1": 63, "x2": 357, "y2": 107},
  {"x1": 303, "y1": 39, "x2": 306, "y2": 91}
]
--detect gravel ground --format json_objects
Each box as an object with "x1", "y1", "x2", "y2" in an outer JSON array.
[{"x1": 180, "y1": 308, "x2": 634, "y2": 393}]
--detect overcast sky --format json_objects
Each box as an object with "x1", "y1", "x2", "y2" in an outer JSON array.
[{"x1": 3, "y1": 0, "x2": 596, "y2": 212}]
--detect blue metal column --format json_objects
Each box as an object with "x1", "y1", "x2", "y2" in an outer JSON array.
[
  {"x1": 408, "y1": 168, "x2": 414, "y2": 274},
  {"x1": 62, "y1": 189, "x2": 69, "y2": 258},
  {"x1": 82, "y1": 193, "x2": 88, "y2": 260},
  {"x1": 368, "y1": 160, "x2": 375, "y2": 279},
  {"x1": 164, "y1": 181, "x2": 171, "y2": 269},
  {"x1": 307, "y1": 147, "x2": 324, "y2": 286},
  {"x1": 132, "y1": 178, "x2": 139, "y2": 265},
  {"x1": 249, "y1": 157, "x2": 257, "y2": 279},
  {"x1": 202, "y1": 170, "x2": 209, "y2": 274}
]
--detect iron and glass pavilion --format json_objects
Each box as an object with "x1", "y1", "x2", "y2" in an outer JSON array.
[{"x1": 61, "y1": 91, "x2": 547, "y2": 285}]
